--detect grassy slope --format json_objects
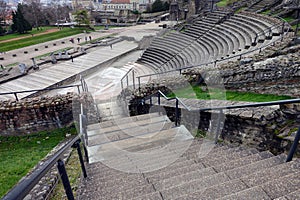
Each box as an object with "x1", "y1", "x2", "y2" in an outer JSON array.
[
  {"x1": 0, "y1": 27, "x2": 86, "y2": 52},
  {"x1": 0, "y1": 26, "x2": 54, "y2": 42},
  {"x1": 0, "y1": 126, "x2": 77, "y2": 198},
  {"x1": 170, "y1": 86, "x2": 292, "y2": 102}
]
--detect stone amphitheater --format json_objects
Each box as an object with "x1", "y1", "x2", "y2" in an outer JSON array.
[{"x1": 2, "y1": 0, "x2": 300, "y2": 199}]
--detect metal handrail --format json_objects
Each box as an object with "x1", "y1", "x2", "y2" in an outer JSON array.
[
  {"x1": 0, "y1": 84, "x2": 82, "y2": 101},
  {"x1": 120, "y1": 67, "x2": 135, "y2": 90},
  {"x1": 143, "y1": 90, "x2": 300, "y2": 162},
  {"x1": 2, "y1": 135, "x2": 85, "y2": 200}
]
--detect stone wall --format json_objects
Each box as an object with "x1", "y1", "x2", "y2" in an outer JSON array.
[
  {"x1": 0, "y1": 93, "x2": 74, "y2": 135},
  {"x1": 0, "y1": 93, "x2": 97, "y2": 136},
  {"x1": 128, "y1": 98, "x2": 300, "y2": 155},
  {"x1": 182, "y1": 41, "x2": 300, "y2": 97}
]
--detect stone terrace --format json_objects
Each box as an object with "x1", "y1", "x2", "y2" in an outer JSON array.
[{"x1": 137, "y1": 10, "x2": 285, "y2": 73}]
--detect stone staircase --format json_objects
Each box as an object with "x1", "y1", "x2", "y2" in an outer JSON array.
[{"x1": 77, "y1": 112, "x2": 300, "y2": 199}]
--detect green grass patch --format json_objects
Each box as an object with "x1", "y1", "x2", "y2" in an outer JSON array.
[
  {"x1": 0, "y1": 126, "x2": 77, "y2": 198},
  {"x1": 0, "y1": 27, "x2": 88, "y2": 52},
  {"x1": 216, "y1": 0, "x2": 239, "y2": 7},
  {"x1": 169, "y1": 85, "x2": 292, "y2": 102},
  {"x1": 261, "y1": 10, "x2": 271, "y2": 15},
  {"x1": 284, "y1": 16, "x2": 295, "y2": 23},
  {"x1": 0, "y1": 26, "x2": 54, "y2": 42}
]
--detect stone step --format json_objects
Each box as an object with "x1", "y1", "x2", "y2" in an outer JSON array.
[
  {"x1": 78, "y1": 183, "x2": 155, "y2": 200},
  {"x1": 258, "y1": 171, "x2": 300, "y2": 199},
  {"x1": 88, "y1": 115, "x2": 170, "y2": 136},
  {"x1": 80, "y1": 174, "x2": 148, "y2": 194},
  {"x1": 89, "y1": 125, "x2": 193, "y2": 154},
  {"x1": 153, "y1": 166, "x2": 216, "y2": 190},
  {"x1": 87, "y1": 115, "x2": 170, "y2": 136},
  {"x1": 275, "y1": 189, "x2": 300, "y2": 200},
  {"x1": 199, "y1": 148, "x2": 260, "y2": 167},
  {"x1": 217, "y1": 186, "x2": 271, "y2": 200},
  {"x1": 93, "y1": 112, "x2": 162, "y2": 129},
  {"x1": 240, "y1": 158, "x2": 300, "y2": 187},
  {"x1": 132, "y1": 191, "x2": 163, "y2": 200},
  {"x1": 88, "y1": 125, "x2": 194, "y2": 165},
  {"x1": 178, "y1": 179, "x2": 249, "y2": 200},
  {"x1": 160, "y1": 172, "x2": 230, "y2": 199},
  {"x1": 145, "y1": 162, "x2": 204, "y2": 183},
  {"x1": 212, "y1": 151, "x2": 274, "y2": 172},
  {"x1": 88, "y1": 141, "x2": 191, "y2": 170},
  {"x1": 88, "y1": 121, "x2": 174, "y2": 146},
  {"x1": 177, "y1": 157, "x2": 300, "y2": 199},
  {"x1": 224, "y1": 154, "x2": 286, "y2": 180}
]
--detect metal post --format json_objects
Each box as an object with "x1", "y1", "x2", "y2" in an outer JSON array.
[
  {"x1": 175, "y1": 99, "x2": 179, "y2": 126},
  {"x1": 83, "y1": 145, "x2": 89, "y2": 163},
  {"x1": 57, "y1": 159, "x2": 74, "y2": 200},
  {"x1": 215, "y1": 109, "x2": 223, "y2": 144},
  {"x1": 158, "y1": 92, "x2": 161, "y2": 105},
  {"x1": 77, "y1": 85, "x2": 80, "y2": 94},
  {"x1": 179, "y1": 69, "x2": 182, "y2": 75},
  {"x1": 286, "y1": 125, "x2": 300, "y2": 162},
  {"x1": 132, "y1": 70, "x2": 135, "y2": 89},
  {"x1": 126, "y1": 75, "x2": 129, "y2": 87},
  {"x1": 14, "y1": 93, "x2": 19, "y2": 101},
  {"x1": 121, "y1": 80, "x2": 124, "y2": 90},
  {"x1": 72, "y1": 140, "x2": 87, "y2": 178},
  {"x1": 150, "y1": 96, "x2": 152, "y2": 106},
  {"x1": 138, "y1": 77, "x2": 141, "y2": 90}
]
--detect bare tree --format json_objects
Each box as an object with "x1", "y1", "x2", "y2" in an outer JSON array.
[
  {"x1": 22, "y1": 0, "x2": 44, "y2": 29},
  {"x1": 0, "y1": 0, "x2": 10, "y2": 30}
]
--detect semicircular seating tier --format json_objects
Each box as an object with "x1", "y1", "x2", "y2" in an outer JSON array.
[{"x1": 137, "y1": 10, "x2": 284, "y2": 73}]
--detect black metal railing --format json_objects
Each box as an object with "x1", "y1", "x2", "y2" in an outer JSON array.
[
  {"x1": 120, "y1": 67, "x2": 135, "y2": 90},
  {"x1": 0, "y1": 84, "x2": 82, "y2": 101},
  {"x1": 143, "y1": 90, "x2": 300, "y2": 162},
  {"x1": 2, "y1": 135, "x2": 87, "y2": 200},
  {"x1": 144, "y1": 90, "x2": 191, "y2": 126}
]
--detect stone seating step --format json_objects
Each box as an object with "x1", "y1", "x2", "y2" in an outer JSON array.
[
  {"x1": 88, "y1": 121, "x2": 174, "y2": 146},
  {"x1": 274, "y1": 189, "x2": 300, "y2": 200},
  {"x1": 224, "y1": 154, "x2": 286, "y2": 180},
  {"x1": 174, "y1": 155, "x2": 297, "y2": 199},
  {"x1": 160, "y1": 171, "x2": 230, "y2": 199},
  {"x1": 132, "y1": 191, "x2": 163, "y2": 200},
  {"x1": 91, "y1": 112, "x2": 161, "y2": 129},
  {"x1": 87, "y1": 114, "x2": 170, "y2": 136}
]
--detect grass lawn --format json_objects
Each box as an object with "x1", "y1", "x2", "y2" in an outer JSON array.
[
  {"x1": 0, "y1": 27, "x2": 88, "y2": 52},
  {"x1": 0, "y1": 26, "x2": 54, "y2": 42},
  {"x1": 169, "y1": 85, "x2": 292, "y2": 102},
  {"x1": 216, "y1": 0, "x2": 239, "y2": 7},
  {"x1": 0, "y1": 126, "x2": 77, "y2": 198}
]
